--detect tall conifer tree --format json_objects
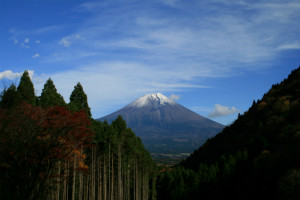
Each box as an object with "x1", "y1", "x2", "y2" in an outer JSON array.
[
  {"x1": 69, "y1": 82, "x2": 91, "y2": 117},
  {"x1": 39, "y1": 78, "x2": 66, "y2": 108},
  {"x1": 17, "y1": 70, "x2": 36, "y2": 105},
  {"x1": 0, "y1": 84, "x2": 20, "y2": 109}
]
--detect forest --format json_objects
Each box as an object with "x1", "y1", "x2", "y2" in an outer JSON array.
[
  {"x1": 156, "y1": 66, "x2": 300, "y2": 200},
  {"x1": 0, "y1": 71, "x2": 156, "y2": 200},
  {"x1": 1, "y1": 66, "x2": 299, "y2": 200}
]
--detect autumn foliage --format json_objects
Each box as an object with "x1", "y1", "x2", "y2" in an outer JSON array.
[
  {"x1": 0, "y1": 71, "x2": 156, "y2": 200},
  {"x1": 0, "y1": 103, "x2": 93, "y2": 200}
]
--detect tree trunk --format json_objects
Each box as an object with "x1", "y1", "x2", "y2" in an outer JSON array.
[
  {"x1": 56, "y1": 162, "x2": 61, "y2": 200},
  {"x1": 79, "y1": 171, "x2": 83, "y2": 200},
  {"x1": 127, "y1": 165, "x2": 130, "y2": 200},
  {"x1": 90, "y1": 146, "x2": 95, "y2": 200},
  {"x1": 104, "y1": 154, "x2": 107, "y2": 200},
  {"x1": 62, "y1": 162, "x2": 67, "y2": 200},
  {"x1": 79, "y1": 147, "x2": 83, "y2": 200},
  {"x1": 98, "y1": 156, "x2": 102, "y2": 200},
  {"x1": 152, "y1": 176, "x2": 156, "y2": 200},
  {"x1": 118, "y1": 145, "x2": 122, "y2": 200},
  {"x1": 72, "y1": 153, "x2": 77, "y2": 200},
  {"x1": 108, "y1": 143, "x2": 111, "y2": 200},
  {"x1": 111, "y1": 153, "x2": 114, "y2": 200},
  {"x1": 85, "y1": 175, "x2": 89, "y2": 200},
  {"x1": 135, "y1": 160, "x2": 139, "y2": 200}
]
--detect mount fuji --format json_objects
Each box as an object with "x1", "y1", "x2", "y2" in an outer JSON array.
[{"x1": 98, "y1": 93, "x2": 224, "y2": 163}]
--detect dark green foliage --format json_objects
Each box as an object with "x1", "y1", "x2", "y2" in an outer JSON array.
[
  {"x1": 278, "y1": 169, "x2": 300, "y2": 200},
  {"x1": 38, "y1": 78, "x2": 66, "y2": 108},
  {"x1": 92, "y1": 116, "x2": 157, "y2": 200},
  {"x1": 157, "y1": 66, "x2": 300, "y2": 200},
  {"x1": 17, "y1": 71, "x2": 36, "y2": 105},
  {"x1": 0, "y1": 84, "x2": 20, "y2": 109},
  {"x1": 69, "y1": 82, "x2": 91, "y2": 117}
]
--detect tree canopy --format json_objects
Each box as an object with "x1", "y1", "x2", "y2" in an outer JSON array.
[
  {"x1": 39, "y1": 78, "x2": 66, "y2": 108},
  {"x1": 0, "y1": 84, "x2": 19, "y2": 109},
  {"x1": 17, "y1": 71, "x2": 36, "y2": 105},
  {"x1": 69, "y1": 82, "x2": 91, "y2": 117}
]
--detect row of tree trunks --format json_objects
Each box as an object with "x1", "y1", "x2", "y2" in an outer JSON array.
[{"x1": 45, "y1": 142, "x2": 153, "y2": 200}]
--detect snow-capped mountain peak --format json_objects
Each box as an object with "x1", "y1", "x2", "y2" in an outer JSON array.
[
  {"x1": 98, "y1": 93, "x2": 224, "y2": 157},
  {"x1": 127, "y1": 93, "x2": 176, "y2": 108}
]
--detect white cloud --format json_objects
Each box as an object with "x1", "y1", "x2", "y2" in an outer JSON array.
[
  {"x1": 35, "y1": 40, "x2": 40, "y2": 44},
  {"x1": 24, "y1": 38, "x2": 29, "y2": 43},
  {"x1": 169, "y1": 94, "x2": 180, "y2": 101},
  {"x1": 0, "y1": 70, "x2": 22, "y2": 80},
  {"x1": 32, "y1": 53, "x2": 40, "y2": 58},
  {"x1": 59, "y1": 37, "x2": 71, "y2": 47},
  {"x1": 0, "y1": 70, "x2": 34, "y2": 80},
  {"x1": 208, "y1": 104, "x2": 240, "y2": 118}
]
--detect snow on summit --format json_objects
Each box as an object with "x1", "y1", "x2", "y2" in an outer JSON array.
[{"x1": 127, "y1": 93, "x2": 176, "y2": 108}]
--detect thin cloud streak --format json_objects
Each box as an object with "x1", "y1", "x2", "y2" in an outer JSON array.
[
  {"x1": 51, "y1": 0, "x2": 299, "y2": 73},
  {"x1": 33, "y1": 61, "x2": 211, "y2": 117}
]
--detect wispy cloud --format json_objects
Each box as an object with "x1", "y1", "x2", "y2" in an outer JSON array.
[
  {"x1": 32, "y1": 53, "x2": 40, "y2": 58},
  {"x1": 33, "y1": 25, "x2": 61, "y2": 35},
  {"x1": 276, "y1": 43, "x2": 300, "y2": 50},
  {"x1": 24, "y1": 38, "x2": 29, "y2": 43},
  {"x1": 59, "y1": 37, "x2": 71, "y2": 47},
  {"x1": 20, "y1": 43, "x2": 30, "y2": 48},
  {"x1": 54, "y1": 0, "x2": 299, "y2": 75},
  {"x1": 59, "y1": 34, "x2": 84, "y2": 47},
  {"x1": 208, "y1": 104, "x2": 240, "y2": 118},
  {"x1": 36, "y1": 0, "x2": 298, "y2": 117},
  {"x1": 10, "y1": 37, "x2": 18, "y2": 44},
  {"x1": 169, "y1": 94, "x2": 180, "y2": 101},
  {"x1": 6, "y1": 0, "x2": 298, "y2": 118}
]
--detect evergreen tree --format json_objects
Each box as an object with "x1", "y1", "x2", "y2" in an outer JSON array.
[
  {"x1": 68, "y1": 82, "x2": 91, "y2": 117},
  {"x1": 39, "y1": 78, "x2": 66, "y2": 108},
  {"x1": 0, "y1": 84, "x2": 20, "y2": 109},
  {"x1": 17, "y1": 70, "x2": 36, "y2": 105}
]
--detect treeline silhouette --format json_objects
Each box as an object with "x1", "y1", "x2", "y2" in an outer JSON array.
[{"x1": 0, "y1": 71, "x2": 157, "y2": 200}]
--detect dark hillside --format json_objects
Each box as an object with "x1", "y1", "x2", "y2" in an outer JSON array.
[
  {"x1": 182, "y1": 66, "x2": 300, "y2": 170},
  {"x1": 157, "y1": 66, "x2": 300, "y2": 200}
]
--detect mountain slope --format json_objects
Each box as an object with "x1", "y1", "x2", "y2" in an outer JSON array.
[
  {"x1": 156, "y1": 66, "x2": 300, "y2": 200},
  {"x1": 98, "y1": 93, "x2": 224, "y2": 162},
  {"x1": 182, "y1": 67, "x2": 300, "y2": 170}
]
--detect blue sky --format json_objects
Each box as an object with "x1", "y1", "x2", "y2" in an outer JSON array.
[{"x1": 1, "y1": 0, "x2": 299, "y2": 125}]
